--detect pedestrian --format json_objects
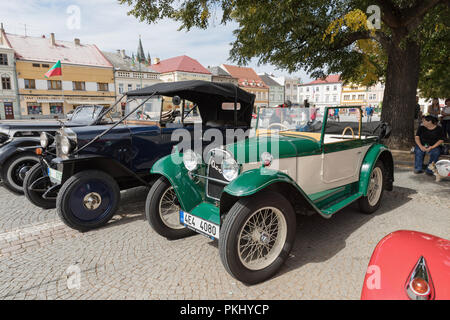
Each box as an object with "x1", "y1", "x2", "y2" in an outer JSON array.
[
  {"x1": 334, "y1": 108, "x2": 340, "y2": 122},
  {"x1": 427, "y1": 98, "x2": 440, "y2": 119},
  {"x1": 415, "y1": 96, "x2": 422, "y2": 126},
  {"x1": 441, "y1": 98, "x2": 450, "y2": 140},
  {"x1": 414, "y1": 115, "x2": 445, "y2": 175},
  {"x1": 366, "y1": 105, "x2": 373, "y2": 122}
]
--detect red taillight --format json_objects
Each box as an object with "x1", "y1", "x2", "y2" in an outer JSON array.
[
  {"x1": 410, "y1": 278, "x2": 430, "y2": 296},
  {"x1": 406, "y1": 257, "x2": 434, "y2": 300}
]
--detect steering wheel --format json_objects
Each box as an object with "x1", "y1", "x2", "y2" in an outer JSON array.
[
  {"x1": 342, "y1": 126, "x2": 355, "y2": 139},
  {"x1": 267, "y1": 123, "x2": 289, "y2": 130}
]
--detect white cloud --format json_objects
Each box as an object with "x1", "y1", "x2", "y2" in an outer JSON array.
[{"x1": 0, "y1": 0, "x2": 312, "y2": 82}]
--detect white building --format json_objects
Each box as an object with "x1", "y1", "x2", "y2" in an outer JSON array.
[
  {"x1": 298, "y1": 75, "x2": 342, "y2": 112},
  {"x1": 0, "y1": 43, "x2": 19, "y2": 119}
]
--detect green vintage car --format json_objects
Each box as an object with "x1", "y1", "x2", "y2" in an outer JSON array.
[{"x1": 145, "y1": 105, "x2": 394, "y2": 284}]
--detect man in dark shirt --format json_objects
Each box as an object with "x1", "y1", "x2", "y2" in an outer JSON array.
[{"x1": 414, "y1": 115, "x2": 445, "y2": 175}]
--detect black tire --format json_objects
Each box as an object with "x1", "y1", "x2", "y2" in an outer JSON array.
[
  {"x1": 358, "y1": 160, "x2": 385, "y2": 214},
  {"x1": 56, "y1": 170, "x2": 120, "y2": 232},
  {"x1": 1, "y1": 152, "x2": 39, "y2": 194},
  {"x1": 145, "y1": 176, "x2": 195, "y2": 240},
  {"x1": 23, "y1": 163, "x2": 56, "y2": 209},
  {"x1": 219, "y1": 191, "x2": 296, "y2": 285}
]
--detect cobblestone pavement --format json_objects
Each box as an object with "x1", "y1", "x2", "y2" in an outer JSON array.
[{"x1": 0, "y1": 168, "x2": 448, "y2": 300}]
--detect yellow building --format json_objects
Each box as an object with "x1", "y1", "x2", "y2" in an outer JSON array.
[
  {"x1": 341, "y1": 83, "x2": 367, "y2": 107},
  {"x1": 2, "y1": 31, "x2": 115, "y2": 118}
]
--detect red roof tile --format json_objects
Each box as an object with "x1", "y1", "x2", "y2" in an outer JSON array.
[
  {"x1": 221, "y1": 64, "x2": 268, "y2": 89},
  {"x1": 151, "y1": 55, "x2": 211, "y2": 75},
  {"x1": 305, "y1": 74, "x2": 342, "y2": 85}
]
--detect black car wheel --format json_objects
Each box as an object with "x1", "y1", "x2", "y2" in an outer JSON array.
[
  {"x1": 358, "y1": 160, "x2": 385, "y2": 214},
  {"x1": 23, "y1": 163, "x2": 56, "y2": 209},
  {"x1": 145, "y1": 176, "x2": 195, "y2": 240},
  {"x1": 1, "y1": 153, "x2": 39, "y2": 194},
  {"x1": 219, "y1": 191, "x2": 296, "y2": 285},
  {"x1": 56, "y1": 170, "x2": 120, "y2": 232}
]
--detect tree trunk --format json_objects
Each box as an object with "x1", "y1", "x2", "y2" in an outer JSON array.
[{"x1": 381, "y1": 39, "x2": 421, "y2": 150}]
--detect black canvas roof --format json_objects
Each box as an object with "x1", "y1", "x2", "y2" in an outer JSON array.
[{"x1": 126, "y1": 80, "x2": 255, "y2": 126}]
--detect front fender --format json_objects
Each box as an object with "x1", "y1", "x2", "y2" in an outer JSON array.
[
  {"x1": 151, "y1": 153, "x2": 204, "y2": 212},
  {"x1": 359, "y1": 144, "x2": 394, "y2": 195},
  {"x1": 223, "y1": 167, "x2": 325, "y2": 217},
  {"x1": 0, "y1": 137, "x2": 40, "y2": 166}
]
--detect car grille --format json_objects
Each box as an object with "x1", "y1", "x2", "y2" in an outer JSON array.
[{"x1": 206, "y1": 149, "x2": 229, "y2": 200}]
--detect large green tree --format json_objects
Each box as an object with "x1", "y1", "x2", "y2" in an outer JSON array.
[{"x1": 120, "y1": 0, "x2": 450, "y2": 149}]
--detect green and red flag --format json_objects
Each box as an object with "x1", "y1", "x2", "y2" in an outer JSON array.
[{"x1": 44, "y1": 60, "x2": 62, "y2": 78}]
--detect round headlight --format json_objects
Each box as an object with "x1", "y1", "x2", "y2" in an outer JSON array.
[
  {"x1": 61, "y1": 136, "x2": 71, "y2": 155},
  {"x1": 183, "y1": 150, "x2": 200, "y2": 171},
  {"x1": 261, "y1": 152, "x2": 273, "y2": 167},
  {"x1": 40, "y1": 132, "x2": 49, "y2": 148},
  {"x1": 222, "y1": 156, "x2": 239, "y2": 182}
]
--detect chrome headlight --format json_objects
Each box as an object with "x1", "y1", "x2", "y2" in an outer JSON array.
[
  {"x1": 40, "y1": 132, "x2": 49, "y2": 148},
  {"x1": 61, "y1": 136, "x2": 72, "y2": 155},
  {"x1": 222, "y1": 156, "x2": 239, "y2": 181},
  {"x1": 183, "y1": 150, "x2": 201, "y2": 171}
]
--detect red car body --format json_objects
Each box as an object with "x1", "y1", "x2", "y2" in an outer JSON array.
[{"x1": 361, "y1": 230, "x2": 450, "y2": 300}]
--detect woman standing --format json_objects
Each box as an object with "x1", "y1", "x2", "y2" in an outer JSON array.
[
  {"x1": 414, "y1": 115, "x2": 445, "y2": 175},
  {"x1": 427, "y1": 98, "x2": 441, "y2": 119},
  {"x1": 441, "y1": 98, "x2": 450, "y2": 140}
]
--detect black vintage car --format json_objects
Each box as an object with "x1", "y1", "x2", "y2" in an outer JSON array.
[
  {"x1": 0, "y1": 105, "x2": 113, "y2": 194},
  {"x1": 26, "y1": 81, "x2": 254, "y2": 231}
]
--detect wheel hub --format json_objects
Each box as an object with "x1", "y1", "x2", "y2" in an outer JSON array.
[
  {"x1": 18, "y1": 165, "x2": 32, "y2": 180},
  {"x1": 83, "y1": 192, "x2": 102, "y2": 210}
]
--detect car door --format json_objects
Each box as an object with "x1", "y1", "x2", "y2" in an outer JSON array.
[{"x1": 320, "y1": 107, "x2": 368, "y2": 188}]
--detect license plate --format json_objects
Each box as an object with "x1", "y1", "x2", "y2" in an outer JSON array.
[
  {"x1": 180, "y1": 211, "x2": 219, "y2": 240},
  {"x1": 47, "y1": 168, "x2": 62, "y2": 184}
]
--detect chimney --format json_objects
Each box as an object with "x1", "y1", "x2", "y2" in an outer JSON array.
[
  {"x1": 153, "y1": 57, "x2": 160, "y2": 65},
  {"x1": 50, "y1": 33, "x2": 56, "y2": 46},
  {"x1": 121, "y1": 50, "x2": 126, "y2": 58},
  {"x1": 74, "y1": 38, "x2": 80, "y2": 46}
]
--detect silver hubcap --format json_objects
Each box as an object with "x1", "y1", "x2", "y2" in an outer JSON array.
[
  {"x1": 159, "y1": 187, "x2": 183, "y2": 230},
  {"x1": 368, "y1": 167, "x2": 383, "y2": 206},
  {"x1": 83, "y1": 192, "x2": 102, "y2": 210},
  {"x1": 238, "y1": 207, "x2": 287, "y2": 271}
]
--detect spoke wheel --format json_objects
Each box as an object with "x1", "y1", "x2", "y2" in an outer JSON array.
[
  {"x1": 359, "y1": 160, "x2": 385, "y2": 214},
  {"x1": 219, "y1": 191, "x2": 296, "y2": 285},
  {"x1": 238, "y1": 207, "x2": 287, "y2": 270},
  {"x1": 23, "y1": 163, "x2": 56, "y2": 209},
  {"x1": 146, "y1": 177, "x2": 195, "y2": 240},
  {"x1": 1, "y1": 153, "x2": 39, "y2": 194}
]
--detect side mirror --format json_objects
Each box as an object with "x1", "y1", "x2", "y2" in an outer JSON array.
[{"x1": 172, "y1": 96, "x2": 181, "y2": 106}]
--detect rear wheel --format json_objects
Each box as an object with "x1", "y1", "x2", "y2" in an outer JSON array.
[
  {"x1": 359, "y1": 160, "x2": 385, "y2": 214},
  {"x1": 23, "y1": 163, "x2": 56, "y2": 209},
  {"x1": 219, "y1": 192, "x2": 296, "y2": 285},
  {"x1": 1, "y1": 153, "x2": 39, "y2": 194},
  {"x1": 145, "y1": 177, "x2": 195, "y2": 240},
  {"x1": 56, "y1": 170, "x2": 120, "y2": 231}
]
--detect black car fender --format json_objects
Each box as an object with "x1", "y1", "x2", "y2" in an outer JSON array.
[
  {"x1": 52, "y1": 154, "x2": 150, "y2": 188},
  {"x1": 0, "y1": 137, "x2": 41, "y2": 167}
]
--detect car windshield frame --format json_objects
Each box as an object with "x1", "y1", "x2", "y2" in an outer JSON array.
[{"x1": 69, "y1": 105, "x2": 110, "y2": 124}]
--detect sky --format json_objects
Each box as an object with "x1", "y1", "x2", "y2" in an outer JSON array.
[{"x1": 0, "y1": 0, "x2": 313, "y2": 82}]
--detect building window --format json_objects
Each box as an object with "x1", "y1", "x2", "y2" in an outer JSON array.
[
  {"x1": 97, "y1": 83, "x2": 109, "y2": 91},
  {"x1": 32, "y1": 63, "x2": 41, "y2": 68},
  {"x1": 42, "y1": 64, "x2": 50, "y2": 69},
  {"x1": 50, "y1": 103, "x2": 63, "y2": 114},
  {"x1": 333, "y1": 95, "x2": 337, "y2": 102},
  {"x1": 136, "y1": 84, "x2": 142, "y2": 90},
  {"x1": 344, "y1": 95, "x2": 350, "y2": 100},
  {"x1": 127, "y1": 84, "x2": 133, "y2": 92},
  {"x1": 72, "y1": 81, "x2": 86, "y2": 91},
  {"x1": 27, "y1": 103, "x2": 42, "y2": 115},
  {"x1": 118, "y1": 83, "x2": 124, "y2": 94},
  {"x1": 24, "y1": 79, "x2": 36, "y2": 89},
  {"x1": 358, "y1": 94, "x2": 365, "y2": 100},
  {"x1": 0, "y1": 54, "x2": 8, "y2": 66},
  {"x1": 326, "y1": 86, "x2": 330, "y2": 91},
  {"x1": 1, "y1": 76, "x2": 11, "y2": 90},
  {"x1": 306, "y1": 87, "x2": 309, "y2": 92},
  {"x1": 333, "y1": 85, "x2": 337, "y2": 91},
  {"x1": 48, "y1": 80, "x2": 62, "y2": 90}
]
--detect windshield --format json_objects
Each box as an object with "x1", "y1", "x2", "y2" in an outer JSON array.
[
  {"x1": 257, "y1": 106, "x2": 312, "y2": 132},
  {"x1": 125, "y1": 97, "x2": 164, "y2": 121},
  {"x1": 70, "y1": 105, "x2": 105, "y2": 123}
]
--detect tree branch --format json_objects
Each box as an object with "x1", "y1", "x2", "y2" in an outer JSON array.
[{"x1": 402, "y1": 0, "x2": 443, "y2": 27}]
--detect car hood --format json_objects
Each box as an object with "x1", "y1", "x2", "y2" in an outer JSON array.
[
  {"x1": 226, "y1": 134, "x2": 321, "y2": 163},
  {"x1": 361, "y1": 230, "x2": 450, "y2": 300},
  {"x1": 0, "y1": 120, "x2": 94, "y2": 135}
]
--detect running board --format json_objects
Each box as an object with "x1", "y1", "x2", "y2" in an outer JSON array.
[{"x1": 320, "y1": 193, "x2": 363, "y2": 216}]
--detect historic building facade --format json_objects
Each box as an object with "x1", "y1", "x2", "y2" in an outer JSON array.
[
  {"x1": 258, "y1": 73, "x2": 285, "y2": 107},
  {"x1": 298, "y1": 74, "x2": 342, "y2": 112},
  {"x1": 2, "y1": 31, "x2": 115, "y2": 118}
]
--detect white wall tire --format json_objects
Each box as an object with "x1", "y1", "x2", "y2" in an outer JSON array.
[{"x1": 359, "y1": 160, "x2": 385, "y2": 214}]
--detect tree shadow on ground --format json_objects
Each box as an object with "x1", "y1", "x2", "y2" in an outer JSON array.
[{"x1": 272, "y1": 186, "x2": 418, "y2": 280}]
